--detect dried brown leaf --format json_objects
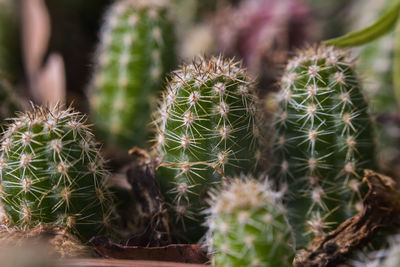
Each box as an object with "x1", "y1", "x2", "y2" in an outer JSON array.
[{"x1": 293, "y1": 170, "x2": 400, "y2": 267}]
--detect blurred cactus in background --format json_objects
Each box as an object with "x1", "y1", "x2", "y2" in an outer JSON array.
[
  {"x1": 306, "y1": 0, "x2": 355, "y2": 39},
  {"x1": 349, "y1": 0, "x2": 397, "y2": 114},
  {"x1": 273, "y1": 45, "x2": 376, "y2": 247},
  {"x1": 213, "y1": 0, "x2": 315, "y2": 92},
  {"x1": 88, "y1": 0, "x2": 176, "y2": 151},
  {"x1": 153, "y1": 56, "x2": 265, "y2": 242},
  {"x1": 0, "y1": 0, "x2": 22, "y2": 80},
  {"x1": 204, "y1": 178, "x2": 294, "y2": 267},
  {"x1": 348, "y1": 0, "x2": 400, "y2": 176}
]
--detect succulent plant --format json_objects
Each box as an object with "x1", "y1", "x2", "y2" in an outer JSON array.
[
  {"x1": 273, "y1": 45, "x2": 376, "y2": 247},
  {"x1": 0, "y1": 105, "x2": 114, "y2": 241},
  {"x1": 88, "y1": 0, "x2": 176, "y2": 150},
  {"x1": 153, "y1": 56, "x2": 264, "y2": 241},
  {"x1": 204, "y1": 178, "x2": 294, "y2": 267}
]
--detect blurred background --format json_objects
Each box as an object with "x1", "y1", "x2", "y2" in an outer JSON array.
[
  {"x1": 3, "y1": 0, "x2": 354, "y2": 107},
  {"x1": 1, "y1": 0, "x2": 399, "y2": 176}
]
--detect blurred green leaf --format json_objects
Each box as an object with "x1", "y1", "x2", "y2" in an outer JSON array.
[{"x1": 324, "y1": 1, "x2": 400, "y2": 47}]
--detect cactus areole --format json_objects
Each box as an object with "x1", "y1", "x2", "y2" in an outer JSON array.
[
  {"x1": 153, "y1": 56, "x2": 264, "y2": 241},
  {"x1": 273, "y1": 45, "x2": 375, "y2": 247},
  {"x1": 0, "y1": 106, "x2": 114, "y2": 240},
  {"x1": 88, "y1": 0, "x2": 176, "y2": 150}
]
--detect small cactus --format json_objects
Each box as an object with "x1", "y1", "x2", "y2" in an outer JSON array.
[
  {"x1": 88, "y1": 0, "x2": 176, "y2": 150},
  {"x1": 153, "y1": 56, "x2": 264, "y2": 241},
  {"x1": 0, "y1": 105, "x2": 114, "y2": 240},
  {"x1": 204, "y1": 178, "x2": 294, "y2": 267},
  {"x1": 273, "y1": 45, "x2": 376, "y2": 247}
]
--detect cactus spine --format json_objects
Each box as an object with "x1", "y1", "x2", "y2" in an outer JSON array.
[
  {"x1": 273, "y1": 45, "x2": 375, "y2": 247},
  {"x1": 89, "y1": 0, "x2": 176, "y2": 150},
  {"x1": 0, "y1": 105, "x2": 114, "y2": 240},
  {"x1": 204, "y1": 178, "x2": 294, "y2": 267},
  {"x1": 154, "y1": 56, "x2": 264, "y2": 241}
]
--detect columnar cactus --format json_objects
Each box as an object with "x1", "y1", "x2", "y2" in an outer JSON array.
[
  {"x1": 154, "y1": 56, "x2": 264, "y2": 241},
  {"x1": 204, "y1": 178, "x2": 294, "y2": 267},
  {"x1": 0, "y1": 105, "x2": 114, "y2": 240},
  {"x1": 88, "y1": 0, "x2": 176, "y2": 150},
  {"x1": 273, "y1": 45, "x2": 375, "y2": 247}
]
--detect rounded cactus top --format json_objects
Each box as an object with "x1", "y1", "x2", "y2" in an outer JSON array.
[
  {"x1": 154, "y1": 55, "x2": 263, "y2": 201},
  {"x1": 204, "y1": 178, "x2": 293, "y2": 267},
  {"x1": 154, "y1": 56, "x2": 262, "y2": 172},
  {"x1": 0, "y1": 105, "x2": 114, "y2": 240},
  {"x1": 206, "y1": 178, "x2": 282, "y2": 215}
]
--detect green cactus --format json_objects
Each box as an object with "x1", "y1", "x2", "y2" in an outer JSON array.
[
  {"x1": 273, "y1": 45, "x2": 376, "y2": 247},
  {"x1": 0, "y1": 105, "x2": 114, "y2": 241},
  {"x1": 154, "y1": 56, "x2": 264, "y2": 241},
  {"x1": 204, "y1": 178, "x2": 294, "y2": 267},
  {"x1": 88, "y1": 0, "x2": 176, "y2": 150}
]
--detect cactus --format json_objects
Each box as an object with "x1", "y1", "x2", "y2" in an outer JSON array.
[
  {"x1": 204, "y1": 178, "x2": 294, "y2": 267},
  {"x1": 153, "y1": 56, "x2": 264, "y2": 241},
  {"x1": 0, "y1": 105, "x2": 114, "y2": 240},
  {"x1": 273, "y1": 45, "x2": 375, "y2": 247},
  {"x1": 88, "y1": 0, "x2": 176, "y2": 150}
]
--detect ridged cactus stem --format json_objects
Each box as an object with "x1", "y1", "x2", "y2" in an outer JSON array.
[
  {"x1": 153, "y1": 56, "x2": 264, "y2": 241},
  {"x1": 0, "y1": 105, "x2": 114, "y2": 240},
  {"x1": 89, "y1": 0, "x2": 176, "y2": 150},
  {"x1": 204, "y1": 178, "x2": 294, "y2": 267},
  {"x1": 273, "y1": 45, "x2": 376, "y2": 247}
]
